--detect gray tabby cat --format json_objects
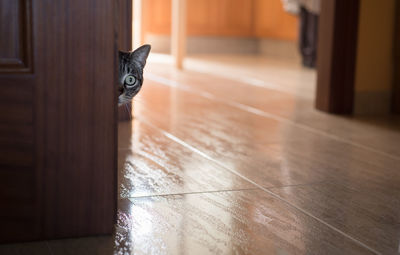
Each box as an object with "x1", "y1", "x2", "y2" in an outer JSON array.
[{"x1": 118, "y1": 44, "x2": 151, "y2": 106}]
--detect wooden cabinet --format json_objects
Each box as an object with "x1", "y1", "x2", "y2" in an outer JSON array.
[
  {"x1": 217, "y1": 0, "x2": 254, "y2": 36},
  {"x1": 143, "y1": 0, "x2": 297, "y2": 40},
  {"x1": 187, "y1": 0, "x2": 254, "y2": 36},
  {"x1": 186, "y1": 0, "x2": 219, "y2": 35},
  {"x1": 144, "y1": 0, "x2": 172, "y2": 34},
  {"x1": 254, "y1": 0, "x2": 298, "y2": 40}
]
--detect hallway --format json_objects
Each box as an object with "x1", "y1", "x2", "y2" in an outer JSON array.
[
  {"x1": 116, "y1": 57, "x2": 400, "y2": 255},
  {"x1": 2, "y1": 55, "x2": 399, "y2": 255},
  {"x1": 1, "y1": 0, "x2": 399, "y2": 253}
]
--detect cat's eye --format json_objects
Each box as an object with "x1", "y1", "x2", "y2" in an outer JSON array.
[{"x1": 124, "y1": 75, "x2": 136, "y2": 87}]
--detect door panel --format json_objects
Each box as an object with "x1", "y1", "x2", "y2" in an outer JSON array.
[
  {"x1": 0, "y1": 0, "x2": 32, "y2": 73},
  {"x1": 0, "y1": 0, "x2": 36, "y2": 242},
  {"x1": 0, "y1": 0, "x2": 117, "y2": 242}
]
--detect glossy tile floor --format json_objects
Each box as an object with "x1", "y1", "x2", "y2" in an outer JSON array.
[{"x1": 2, "y1": 55, "x2": 400, "y2": 254}]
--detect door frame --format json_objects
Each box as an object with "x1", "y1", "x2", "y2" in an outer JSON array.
[
  {"x1": 393, "y1": 0, "x2": 400, "y2": 113},
  {"x1": 315, "y1": 0, "x2": 360, "y2": 114}
]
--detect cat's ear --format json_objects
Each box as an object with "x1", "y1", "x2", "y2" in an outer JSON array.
[
  {"x1": 118, "y1": 50, "x2": 131, "y2": 63},
  {"x1": 119, "y1": 50, "x2": 130, "y2": 61},
  {"x1": 131, "y1": 44, "x2": 151, "y2": 68}
]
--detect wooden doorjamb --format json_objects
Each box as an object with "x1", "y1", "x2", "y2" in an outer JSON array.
[
  {"x1": 117, "y1": 0, "x2": 134, "y2": 121},
  {"x1": 393, "y1": 0, "x2": 400, "y2": 113},
  {"x1": 117, "y1": 0, "x2": 133, "y2": 52},
  {"x1": 316, "y1": 0, "x2": 360, "y2": 114}
]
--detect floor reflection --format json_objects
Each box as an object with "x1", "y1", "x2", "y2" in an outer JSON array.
[
  {"x1": 113, "y1": 57, "x2": 399, "y2": 254},
  {"x1": 2, "y1": 56, "x2": 398, "y2": 254},
  {"x1": 114, "y1": 191, "x2": 373, "y2": 255}
]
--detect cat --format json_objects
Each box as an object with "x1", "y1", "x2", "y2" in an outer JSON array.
[{"x1": 118, "y1": 44, "x2": 151, "y2": 106}]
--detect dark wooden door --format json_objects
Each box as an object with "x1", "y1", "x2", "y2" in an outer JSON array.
[
  {"x1": 117, "y1": 0, "x2": 134, "y2": 121},
  {"x1": 394, "y1": 0, "x2": 400, "y2": 113},
  {"x1": 0, "y1": 0, "x2": 117, "y2": 242},
  {"x1": 316, "y1": 0, "x2": 360, "y2": 114}
]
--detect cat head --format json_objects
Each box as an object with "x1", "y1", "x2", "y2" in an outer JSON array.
[{"x1": 118, "y1": 44, "x2": 151, "y2": 106}]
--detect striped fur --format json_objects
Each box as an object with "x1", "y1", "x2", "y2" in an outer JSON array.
[{"x1": 118, "y1": 45, "x2": 151, "y2": 106}]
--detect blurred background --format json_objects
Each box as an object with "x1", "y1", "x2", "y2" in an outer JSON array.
[
  {"x1": 144, "y1": 0, "x2": 298, "y2": 57},
  {"x1": 124, "y1": 0, "x2": 400, "y2": 116},
  {"x1": 1, "y1": 1, "x2": 400, "y2": 253}
]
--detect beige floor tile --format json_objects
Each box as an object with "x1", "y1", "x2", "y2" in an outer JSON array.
[{"x1": 115, "y1": 191, "x2": 376, "y2": 255}]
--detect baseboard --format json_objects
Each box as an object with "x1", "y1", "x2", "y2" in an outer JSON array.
[
  {"x1": 258, "y1": 38, "x2": 301, "y2": 61},
  {"x1": 145, "y1": 34, "x2": 298, "y2": 59},
  {"x1": 354, "y1": 90, "x2": 392, "y2": 115}
]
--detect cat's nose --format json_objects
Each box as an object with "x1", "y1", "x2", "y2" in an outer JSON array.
[{"x1": 118, "y1": 87, "x2": 124, "y2": 96}]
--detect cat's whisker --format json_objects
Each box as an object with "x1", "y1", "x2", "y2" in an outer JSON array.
[
  {"x1": 125, "y1": 103, "x2": 132, "y2": 120},
  {"x1": 122, "y1": 103, "x2": 130, "y2": 121}
]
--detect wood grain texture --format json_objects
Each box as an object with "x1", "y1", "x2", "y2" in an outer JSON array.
[
  {"x1": 133, "y1": 79, "x2": 400, "y2": 192},
  {"x1": 270, "y1": 181, "x2": 400, "y2": 254},
  {"x1": 0, "y1": 0, "x2": 36, "y2": 242},
  {"x1": 143, "y1": 0, "x2": 297, "y2": 39},
  {"x1": 130, "y1": 60, "x2": 399, "y2": 254},
  {"x1": 115, "y1": 191, "x2": 374, "y2": 255},
  {"x1": 0, "y1": 0, "x2": 117, "y2": 242},
  {"x1": 33, "y1": 0, "x2": 117, "y2": 239},
  {"x1": 117, "y1": 0, "x2": 134, "y2": 122},
  {"x1": 147, "y1": 61, "x2": 400, "y2": 159},
  {"x1": 186, "y1": 0, "x2": 218, "y2": 35},
  {"x1": 393, "y1": 0, "x2": 400, "y2": 113},
  {"x1": 253, "y1": 0, "x2": 298, "y2": 40},
  {"x1": 118, "y1": 121, "x2": 255, "y2": 198},
  {"x1": 0, "y1": 0, "x2": 32, "y2": 73},
  {"x1": 211, "y1": 0, "x2": 254, "y2": 36},
  {"x1": 117, "y1": 0, "x2": 133, "y2": 52},
  {"x1": 143, "y1": 0, "x2": 171, "y2": 35},
  {"x1": 2, "y1": 55, "x2": 400, "y2": 253},
  {"x1": 316, "y1": 0, "x2": 360, "y2": 114},
  {"x1": 118, "y1": 104, "x2": 133, "y2": 122}
]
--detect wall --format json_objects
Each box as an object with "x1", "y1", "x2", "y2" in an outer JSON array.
[{"x1": 354, "y1": 0, "x2": 396, "y2": 114}]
